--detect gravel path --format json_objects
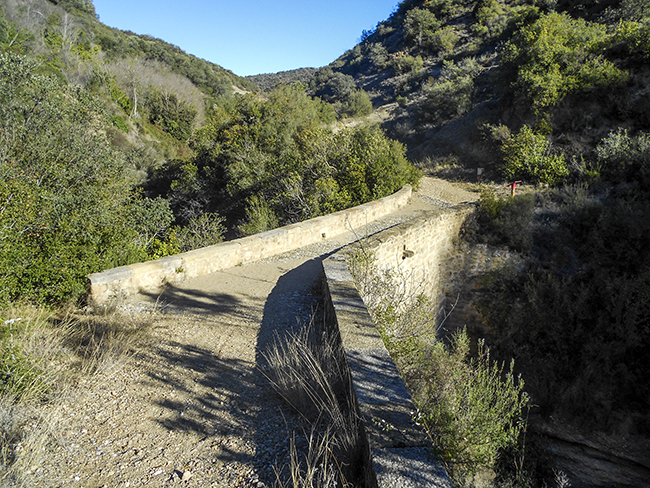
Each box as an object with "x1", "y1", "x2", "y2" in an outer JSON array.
[{"x1": 25, "y1": 178, "x2": 478, "y2": 488}]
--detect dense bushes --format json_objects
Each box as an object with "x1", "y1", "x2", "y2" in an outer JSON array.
[
  {"x1": 474, "y1": 184, "x2": 650, "y2": 433},
  {"x1": 308, "y1": 68, "x2": 373, "y2": 119},
  {"x1": 417, "y1": 331, "x2": 529, "y2": 484},
  {"x1": 419, "y1": 58, "x2": 481, "y2": 125},
  {"x1": 149, "y1": 84, "x2": 420, "y2": 235},
  {"x1": 499, "y1": 125, "x2": 569, "y2": 185},
  {"x1": 0, "y1": 53, "x2": 174, "y2": 304},
  {"x1": 503, "y1": 12, "x2": 627, "y2": 114}
]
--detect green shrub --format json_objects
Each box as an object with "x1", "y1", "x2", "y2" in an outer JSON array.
[
  {"x1": 419, "y1": 59, "x2": 481, "y2": 124},
  {"x1": 0, "y1": 53, "x2": 169, "y2": 304},
  {"x1": 237, "y1": 195, "x2": 279, "y2": 236},
  {"x1": 500, "y1": 125, "x2": 569, "y2": 185},
  {"x1": 404, "y1": 7, "x2": 441, "y2": 48},
  {"x1": 616, "y1": 20, "x2": 650, "y2": 57},
  {"x1": 504, "y1": 12, "x2": 628, "y2": 113},
  {"x1": 431, "y1": 26, "x2": 459, "y2": 55},
  {"x1": 146, "y1": 88, "x2": 197, "y2": 141},
  {"x1": 175, "y1": 212, "x2": 225, "y2": 251},
  {"x1": 393, "y1": 54, "x2": 424, "y2": 74},
  {"x1": 111, "y1": 114, "x2": 128, "y2": 133},
  {"x1": 476, "y1": 187, "x2": 536, "y2": 252},
  {"x1": 342, "y1": 89, "x2": 373, "y2": 118},
  {"x1": 418, "y1": 330, "x2": 529, "y2": 484},
  {"x1": 596, "y1": 128, "x2": 650, "y2": 186}
]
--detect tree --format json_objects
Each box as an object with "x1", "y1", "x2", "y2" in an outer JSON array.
[
  {"x1": 499, "y1": 125, "x2": 568, "y2": 185},
  {"x1": 153, "y1": 86, "x2": 420, "y2": 236},
  {"x1": 404, "y1": 7, "x2": 441, "y2": 48}
]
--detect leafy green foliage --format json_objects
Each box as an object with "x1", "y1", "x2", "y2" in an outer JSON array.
[
  {"x1": 309, "y1": 68, "x2": 373, "y2": 118},
  {"x1": 596, "y1": 128, "x2": 650, "y2": 185},
  {"x1": 616, "y1": 20, "x2": 650, "y2": 57},
  {"x1": 499, "y1": 125, "x2": 569, "y2": 185},
  {"x1": 150, "y1": 84, "x2": 419, "y2": 235},
  {"x1": 503, "y1": 12, "x2": 628, "y2": 113},
  {"x1": 392, "y1": 53, "x2": 424, "y2": 74},
  {"x1": 0, "y1": 53, "x2": 173, "y2": 304},
  {"x1": 405, "y1": 7, "x2": 441, "y2": 48},
  {"x1": 418, "y1": 330, "x2": 529, "y2": 483},
  {"x1": 146, "y1": 89, "x2": 197, "y2": 141},
  {"x1": 419, "y1": 58, "x2": 481, "y2": 124},
  {"x1": 350, "y1": 251, "x2": 529, "y2": 486},
  {"x1": 46, "y1": 0, "x2": 95, "y2": 15}
]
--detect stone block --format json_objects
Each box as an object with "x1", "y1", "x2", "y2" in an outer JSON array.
[{"x1": 345, "y1": 349, "x2": 412, "y2": 405}]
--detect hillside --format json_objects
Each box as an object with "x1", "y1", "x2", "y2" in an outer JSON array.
[
  {"x1": 306, "y1": 1, "x2": 650, "y2": 485},
  {"x1": 0, "y1": 0, "x2": 255, "y2": 168},
  {"x1": 317, "y1": 0, "x2": 650, "y2": 171},
  {"x1": 246, "y1": 67, "x2": 319, "y2": 92}
]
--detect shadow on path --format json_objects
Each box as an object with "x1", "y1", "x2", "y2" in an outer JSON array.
[
  {"x1": 252, "y1": 257, "x2": 329, "y2": 484},
  {"x1": 139, "y1": 285, "x2": 242, "y2": 316}
]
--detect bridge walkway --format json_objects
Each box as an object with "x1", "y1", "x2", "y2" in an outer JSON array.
[{"x1": 31, "y1": 178, "x2": 477, "y2": 487}]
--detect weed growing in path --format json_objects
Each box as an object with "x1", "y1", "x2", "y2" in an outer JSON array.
[{"x1": 262, "y1": 321, "x2": 366, "y2": 488}]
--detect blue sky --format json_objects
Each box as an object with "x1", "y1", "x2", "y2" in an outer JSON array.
[{"x1": 92, "y1": 0, "x2": 400, "y2": 77}]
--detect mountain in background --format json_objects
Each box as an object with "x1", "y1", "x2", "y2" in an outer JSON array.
[{"x1": 304, "y1": 0, "x2": 650, "y2": 175}]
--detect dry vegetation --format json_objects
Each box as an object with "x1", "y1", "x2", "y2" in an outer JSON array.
[{"x1": 0, "y1": 305, "x2": 155, "y2": 486}]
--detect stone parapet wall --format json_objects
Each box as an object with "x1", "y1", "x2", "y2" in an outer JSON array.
[
  {"x1": 88, "y1": 185, "x2": 412, "y2": 306},
  {"x1": 363, "y1": 205, "x2": 474, "y2": 321},
  {"x1": 321, "y1": 204, "x2": 473, "y2": 487}
]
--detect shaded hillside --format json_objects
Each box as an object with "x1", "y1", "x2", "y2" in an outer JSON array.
[{"x1": 312, "y1": 2, "x2": 650, "y2": 485}]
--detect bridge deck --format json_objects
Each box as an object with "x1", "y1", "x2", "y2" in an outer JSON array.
[{"x1": 31, "y1": 178, "x2": 477, "y2": 487}]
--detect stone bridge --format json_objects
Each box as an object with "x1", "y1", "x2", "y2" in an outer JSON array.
[{"x1": 86, "y1": 178, "x2": 478, "y2": 487}]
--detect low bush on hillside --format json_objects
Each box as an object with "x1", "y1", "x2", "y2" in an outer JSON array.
[
  {"x1": 498, "y1": 125, "x2": 569, "y2": 185},
  {"x1": 419, "y1": 58, "x2": 482, "y2": 125},
  {"x1": 503, "y1": 12, "x2": 627, "y2": 115},
  {"x1": 308, "y1": 68, "x2": 373, "y2": 119}
]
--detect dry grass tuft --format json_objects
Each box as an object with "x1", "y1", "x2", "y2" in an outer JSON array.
[
  {"x1": 0, "y1": 304, "x2": 156, "y2": 486},
  {"x1": 262, "y1": 321, "x2": 365, "y2": 488}
]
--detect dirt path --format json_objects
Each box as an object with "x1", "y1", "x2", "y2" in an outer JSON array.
[{"x1": 25, "y1": 178, "x2": 478, "y2": 488}]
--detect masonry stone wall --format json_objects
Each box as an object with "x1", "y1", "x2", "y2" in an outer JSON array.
[
  {"x1": 88, "y1": 185, "x2": 412, "y2": 306},
  {"x1": 321, "y1": 204, "x2": 473, "y2": 487}
]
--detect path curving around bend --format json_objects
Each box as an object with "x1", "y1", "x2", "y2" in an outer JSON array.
[{"x1": 28, "y1": 178, "x2": 478, "y2": 487}]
